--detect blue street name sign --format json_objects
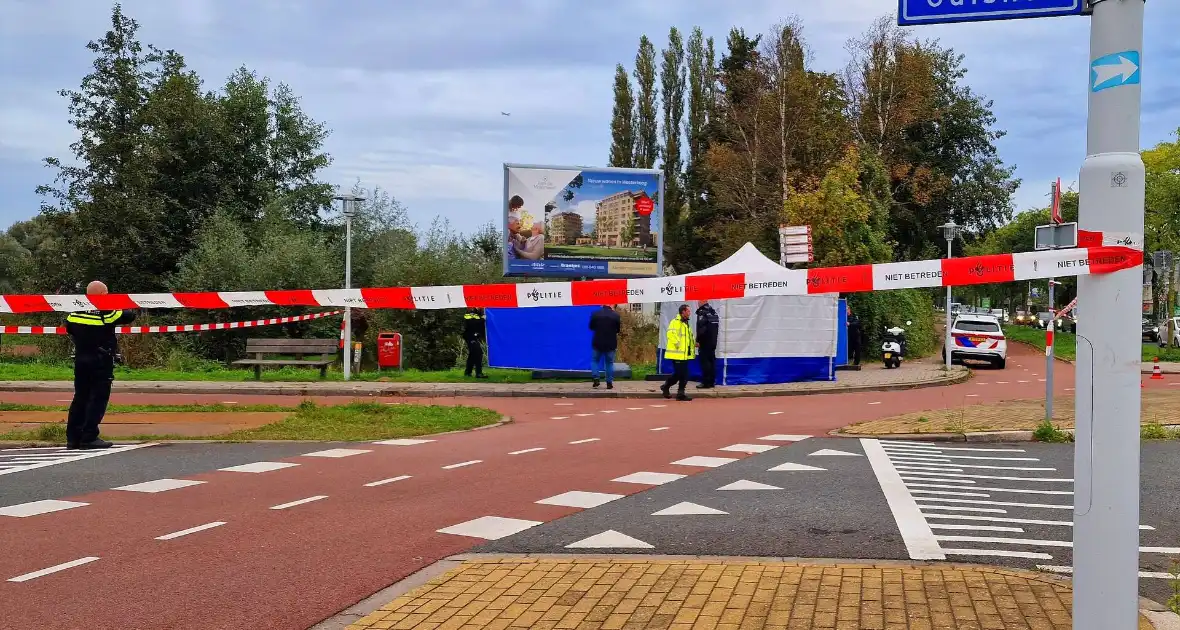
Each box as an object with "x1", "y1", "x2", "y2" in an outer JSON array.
[{"x1": 898, "y1": 0, "x2": 1085, "y2": 26}]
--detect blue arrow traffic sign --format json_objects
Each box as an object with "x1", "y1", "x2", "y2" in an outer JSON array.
[
  {"x1": 898, "y1": 0, "x2": 1085, "y2": 26},
  {"x1": 1090, "y1": 50, "x2": 1141, "y2": 92}
]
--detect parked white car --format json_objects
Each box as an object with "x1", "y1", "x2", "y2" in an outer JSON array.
[{"x1": 944, "y1": 314, "x2": 1008, "y2": 369}]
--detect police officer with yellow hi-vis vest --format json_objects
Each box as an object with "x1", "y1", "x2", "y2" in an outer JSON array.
[
  {"x1": 65, "y1": 281, "x2": 136, "y2": 449},
  {"x1": 660, "y1": 304, "x2": 695, "y2": 401}
]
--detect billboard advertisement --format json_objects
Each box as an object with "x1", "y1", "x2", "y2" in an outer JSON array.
[{"x1": 503, "y1": 163, "x2": 663, "y2": 278}]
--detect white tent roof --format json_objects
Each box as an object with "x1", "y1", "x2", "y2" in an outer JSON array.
[{"x1": 689, "y1": 242, "x2": 790, "y2": 276}]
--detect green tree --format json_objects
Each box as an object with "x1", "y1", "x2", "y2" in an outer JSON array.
[
  {"x1": 659, "y1": 27, "x2": 686, "y2": 230},
  {"x1": 674, "y1": 27, "x2": 715, "y2": 272},
  {"x1": 632, "y1": 36, "x2": 659, "y2": 169},
  {"x1": 607, "y1": 64, "x2": 636, "y2": 168}
]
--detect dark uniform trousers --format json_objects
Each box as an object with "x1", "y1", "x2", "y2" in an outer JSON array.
[
  {"x1": 698, "y1": 344, "x2": 717, "y2": 387},
  {"x1": 68, "y1": 355, "x2": 115, "y2": 444},
  {"x1": 465, "y1": 339, "x2": 484, "y2": 377}
]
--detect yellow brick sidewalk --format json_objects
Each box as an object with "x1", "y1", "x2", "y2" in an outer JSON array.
[
  {"x1": 346, "y1": 558, "x2": 1153, "y2": 630},
  {"x1": 841, "y1": 389, "x2": 1180, "y2": 436}
]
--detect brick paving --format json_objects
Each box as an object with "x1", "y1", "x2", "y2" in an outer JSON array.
[
  {"x1": 840, "y1": 390, "x2": 1180, "y2": 436},
  {"x1": 345, "y1": 558, "x2": 1152, "y2": 630}
]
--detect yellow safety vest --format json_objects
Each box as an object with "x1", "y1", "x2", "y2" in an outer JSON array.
[
  {"x1": 665, "y1": 317, "x2": 695, "y2": 361},
  {"x1": 66, "y1": 310, "x2": 125, "y2": 326}
]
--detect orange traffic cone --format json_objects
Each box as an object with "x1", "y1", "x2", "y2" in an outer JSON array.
[{"x1": 1152, "y1": 358, "x2": 1164, "y2": 380}]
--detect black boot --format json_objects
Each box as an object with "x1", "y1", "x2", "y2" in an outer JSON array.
[
  {"x1": 78, "y1": 438, "x2": 113, "y2": 449},
  {"x1": 676, "y1": 392, "x2": 692, "y2": 401},
  {"x1": 660, "y1": 384, "x2": 671, "y2": 399},
  {"x1": 592, "y1": 378, "x2": 600, "y2": 388}
]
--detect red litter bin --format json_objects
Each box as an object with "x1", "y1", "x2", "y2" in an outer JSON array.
[{"x1": 377, "y1": 332, "x2": 403, "y2": 370}]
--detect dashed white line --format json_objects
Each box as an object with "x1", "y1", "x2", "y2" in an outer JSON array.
[
  {"x1": 649, "y1": 404, "x2": 666, "y2": 408},
  {"x1": 612, "y1": 471, "x2": 685, "y2": 485},
  {"x1": 0, "y1": 500, "x2": 88, "y2": 518},
  {"x1": 719, "y1": 443, "x2": 776, "y2": 454},
  {"x1": 442, "y1": 460, "x2": 482, "y2": 469},
  {"x1": 894, "y1": 463, "x2": 1056, "y2": 471},
  {"x1": 650, "y1": 427, "x2": 669, "y2": 431},
  {"x1": 942, "y1": 548, "x2": 1053, "y2": 560},
  {"x1": 867, "y1": 402, "x2": 882, "y2": 406},
  {"x1": 302, "y1": 448, "x2": 371, "y2": 458},
  {"x1": 551, "y1": 416, "x2": 570, "y2": 420},
  {"x1": 900, "y1": 476, "x2": 975, "y2": 484},
  {"x1": 554, "y1": 403, "x2": 574, "y2": 406},
  {"x1": 270, "y1": 496, "x2": 327, "y2": 510},
  {"x1": 508, "y1": 447, "x2": 546, "y2": 455},
  {"x1": 364, "y1": 475, "x2": 411, "y2": 487},
  {"x1": 574, "y1": 414, "x2": 594, "y2": 417},
  {"x1": 437, "y1": 516, "x2": 542, "y2": 540},
  {"x1": 768, "y1": 411, "x2": 784, "y2": 415},
  {"x1": 569, "y1": 438, "x2": 601, "y2": 445},
  {"x1": 921, "y1": 514, "x2": 1156, "y2": 530},
  {"x1": 759, "y1": 435, "x2": 812, "y2": 442},
  {"x1": 915, "y1": 498, "x2": 1071, "y2": 510},
  {"x1": 626, "y1": 407, "x2": 644, "y2": 411},
  {"x1": 928, "y1": 523, "x2": 1023, "y2": 533},
  {"x1": 372, "y1": 438, "x2": 434, "y2": 446},
  {"x1": 536, "y1": 491, "x2": 623, "y2": 509},
  {"x1": 113, "y1": 478, "x2": 204, "y2": 493},
  {"x1": 219, "y1": 461, "x2": 299, "y2": 473},
  {"x1": 911, "y1": 489, "x2": 991, "y2": 498},
  {"x1": 909, "y1": 483, "x2": 1072, "y2": 496},
  {"x1": 155, "y1": 521, "x2": 226, "y2": 540},
  {"x1": 920, "y1": 505, "x2": 1008, "y2": 514},
  {"x1": 672, "y1": 456, "x2": 738, "y2": 468},
  {"x1": 7, "y1": 557, "x2": 100, "y2": 582},
  {"x1": 600, "y1": 410, "x2": 618, "y2": 414},
  {"x1": 885, "y1": 445, "x2": 1026, "y2": 453},
  {"x1": 903, "y1": 471, "x2": 1071, "y2": 483}
]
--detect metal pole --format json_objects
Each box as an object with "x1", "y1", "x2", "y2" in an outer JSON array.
[
  {"x1": 1074, "y1": 1, "x2": 1145, "y2": 628},
  {"x1": 1046, "y1": 279, "x2": 1055, "y2": 422},
  {"x1": 945, "y1": 238, "x2": 953, "y2": 370},
  {"x1": 343, "y1": 213, "x2": 353, "y2": 381}
]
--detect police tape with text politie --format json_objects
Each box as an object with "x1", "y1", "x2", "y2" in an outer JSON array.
[{"x1": 0, "y1": 241, "x2": 1143, "y2": 314}]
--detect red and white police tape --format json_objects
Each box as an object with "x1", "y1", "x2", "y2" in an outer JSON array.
[
  {"x1": 0, "y1": 246, "x2": 1142, "y2": 314},
  {"x1": 0, "y1": 310, "x2": 341, "y2": 335}
]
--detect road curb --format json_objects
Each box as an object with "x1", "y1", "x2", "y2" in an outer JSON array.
[
  {"x1": 832, "y1": 429, "x2": 1039, "y2": 442},
  {"x1": 0, "y1": 415, "x2": 514, "y2": 448},
  {"x1": 0, "y1": 369, "x2": 969, "y2": 399},
  {"x1": 316, "y1": 553, "x2": 1175, "y2": 629}
]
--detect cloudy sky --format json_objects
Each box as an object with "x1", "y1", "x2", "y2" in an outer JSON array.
[{"x1": 0, "y1": 0, "x2": 1176, "y2": 235}]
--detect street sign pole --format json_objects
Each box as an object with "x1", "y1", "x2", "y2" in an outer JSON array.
[
  {"x1": 1046, "y1": 279, "x2": 1055, "y2": 422},
  {"x1": 1074, "y1": 1, "x2": 1146, "y2": 629}
]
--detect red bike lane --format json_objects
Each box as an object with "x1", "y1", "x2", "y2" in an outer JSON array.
[{"x1": 0, "y1": 344, "x2": 1076, "y2": 629}]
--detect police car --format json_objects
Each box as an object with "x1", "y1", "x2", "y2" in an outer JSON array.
[{"x1": 943, "y1": 313, "x2": 1008, "y2": 369}]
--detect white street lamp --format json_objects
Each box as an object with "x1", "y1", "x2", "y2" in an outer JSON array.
[
  {"x1": 333, "y1": 192, "x2": 365, "y2": 381},
  {"x1": 939, "y1": 221, "x2": 962, "y2": 370}
]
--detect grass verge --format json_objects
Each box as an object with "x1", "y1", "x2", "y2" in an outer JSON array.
[
  {"x1": 0, "y1": 400, "x2": 501, "y2": 443},
  {"x1": 1004, "y1": 325, "x2": 1180, "y2": 363},
  {"x1": 0, "y1": 401, "x2": 292, "y2": 413},
  {"x1": 0, "y1": 362, "x2": 657, "y2": 383}
]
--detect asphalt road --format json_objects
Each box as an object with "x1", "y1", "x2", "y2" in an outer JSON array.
[{"x1": 477, "y1": 437, "x2": 1180, "y2": 608}]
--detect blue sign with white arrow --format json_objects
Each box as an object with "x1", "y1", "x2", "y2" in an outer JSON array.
[
  {"x1": 898, "y1": 0, "x2": 1084, "y2": 26},
  {"x1": 1090, "y1": 50, "x2": 1141, "y2": 92}
]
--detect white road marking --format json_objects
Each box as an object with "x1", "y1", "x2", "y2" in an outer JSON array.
[
  {"x1": 867, "y1": 402, "x2": 882, "y2": 405},
  {"x1": 996, "y1": 381, "x2": 1009, "y2": 384},
  {"x1": 554, "y1": 403, "x2": 574, "y2": 406},
  {"x1": 937, "y1": 536, "x2": 1180, "y2": 555},
  {"x1": 600, "y1": 410, "x2": 618, "y2": 414},
  {"x1": 1018, "y1": 380, "x2": 1029, "y2": 384},
  {"x1": 650, "y1": 427, "x2": 669, "y2": 431},
  {"x1": 943, "y1": 549, "x2": 1053, "y2": 560},
  {"x1": 894, "y1": 462, "x2": 1055, "y2": 471},
  {"x1": 671, "y1": 456, "x2": 738, "y2": 468},
  {"x1": 437, "y1": 516, "x2": 542, "y2": 540},
  {"x1": 649, "y1": 404, "x2": 666, "y2": 408},
  {"x1": 966, "y1": 394, "x2": 980, "y2": 397},
  {"x1": 574, "y1": 413, "x2": 594, "y2": 417},
  {"x1": 928, "y1": 524, "x2": 1023, "y2": 533},
  {"x1": 551, "y1": 416, "x2": 570, "y2": 420},
  {"x1": 113, "y1": 478, "x2": 205, "y2": 493},
  {"x1": 1038, "y1": 379, "x2": 1046, "y2": 382},
  {"x1": 719, "y1": 443, "x2": 777, "y2": 454},
  {"x1": 569, "y1": 438, "x2": 600, "y2": 445},
  {"x1": 718, "y1": 479, "x2": 781, "y2": 491},
  {"x1": 768, "y1": 411, "x2": 784, "y2": 415},
  {"x1": 904, "y1": 471, "x2": 1071, "y2": 483},
  {"x1": 508, "y1": 447, "x2": 546, "y2": 455},
  {"x1": 7, "y1": 557, "x2": 100, "y2": 582},
  {"x1": 442, "y1": 460, "x2": 482, "y2": 469},
  {"x1": 884, "y1": 445, "x2": 1026, "y2": 453},
  {"x1": 1140, "y1": 547, "x2": 1180, "y2": 555},
  {"x1": 759, "y1": 435, "x2": 812, "y2": 442},
  {"x1": 909, "y1": 483, "x2": 1072, "y2": 496},
  {"x1": 302, "y1": 448, "x2": 371, "y2": 458},
  {"x1": 900, "y1": 476, "x2": 976, "y2": 484},
  {"x1": 372, "y1": 438, "x2": 435, "y2": 446},
  {"x1": 0, "y1": 499, "x2": 88, "y2": 518},
  {"x1": 536, "y1": 491, "x2": 623, "y2": 509},
  {"x1": 652, "y1": 502, "x2": 727, "y2": 516},
  {"x1": 896, "y1": 454, "x2": 1039, "y2": 461},
  {"x1": 1036, "y1": 565, "x2": 1176, "y2": 579},
  {"x1": 270, "y1": 495, "x2": 327, "y2": 510},
  {"x1": 1066, "y1": 387, "x2": 1075, "y2": 391},
  {"x1": 155, "y1": 521, "x2": 226, "y2": 540},
  {"x1": 809, "y1": 448, "x2": 863, "y2": 457},
  {"x1": 612, "y1": 471, "x2": 685, "y2": 486},
  {"x1": 923, "y1": 514, "x2": 1156, "y2": 530},
  {"x1": 364, "y1": 475, "x2": 411, "y2": 487},
  {"x1": 921, "y1": 505, "x2": 1008, "y2": 514},
  {"x1": 0, "y1": 443, "x2": 155, "y2": 477},
  {"x1": 861, "y1": 439, "x2": 944, "y2": 560},
  {"x1": 768, "y1": 462, "x2": 825, "y2": 472},
  {"x1": 218, "y1": 461, "x2": 299, "y2": 473},
  {"x1": 911, "y1": 489, "x2": 991, "y2": 498},
  {"x1": 916, "y1": 498, "x2": 1070, "y2": 510},
  {"x1": 626, "y1": 408, "x2": 644, "y2": 411},
  {"x1": 566, "y1": 530, "x2": 653, "y2": 549}
]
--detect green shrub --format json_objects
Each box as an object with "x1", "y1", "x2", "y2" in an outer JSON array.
[{"x1": 1033, "y1": 420, "x2": 1073, "y2": 443}]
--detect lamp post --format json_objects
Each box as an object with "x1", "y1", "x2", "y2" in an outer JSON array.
[
  {"x1": 939, "y1": 221, "x2": 961, "y2": 371},
  {"x1": 333, "y1": 192, "x2": 364, "y2": 381}
]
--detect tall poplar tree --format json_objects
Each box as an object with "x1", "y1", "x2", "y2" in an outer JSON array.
[
  {"x1": 607, "y1": 64, "x2": 636, "y2": 168},
  {"x1": 632, "y1": 36, "x2": 659, "y2": 169},
  {"x1": 659, "y1": 27, "x2": 686, "y2": 229}
]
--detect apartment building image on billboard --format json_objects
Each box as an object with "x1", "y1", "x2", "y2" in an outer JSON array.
[
  {"x1": 503, "y1": 164, "x2": 663, "y2": 279},
  {"x1": 595, "y1": 191, "x2": 654, "y2": 248}
]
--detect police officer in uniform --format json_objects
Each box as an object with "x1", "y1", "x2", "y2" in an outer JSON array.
[
  {"x1": 65, "y1": 281, "x2": 136, "y2": 449},
  {"x1": 462, "y1": 307, "x2": 488, "y2": 379},
  {"x1": 695, "y1": 299, "x2": 720, "y2": 388}
]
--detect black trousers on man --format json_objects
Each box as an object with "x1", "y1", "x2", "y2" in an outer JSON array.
[
  {"x1": 698, "y1": 344, "x2": 717, "y2": 388},
  {"x1": 67, "y1": 356, "x2": 114, "y2": 445},
  {"x1": 464, "y1": 340, "x2": 485, "y2": 377},
  {"x1": 661, "y1": 360, "x2": 689, "y2": 396}
]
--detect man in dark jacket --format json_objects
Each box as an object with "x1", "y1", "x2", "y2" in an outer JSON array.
[
  {"x1": 65, "y1": 281, "x2": 136, "y2": 449},
  {"x1": 695, "y1": 299, "x2": 720, "y2": 388},
  {"x1": 462, "y1": 308, "x2": 488, "y2": 379},
  {"x1": 847, "y1": 309, "x2": 864, "y2": 366},
  {"x1": 588, "y1": 304, "x2": 622, "y2": 389}
]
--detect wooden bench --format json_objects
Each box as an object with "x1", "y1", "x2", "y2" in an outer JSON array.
[{"x1": 232, "y1": 338, "x2": 339, "y2": 380}]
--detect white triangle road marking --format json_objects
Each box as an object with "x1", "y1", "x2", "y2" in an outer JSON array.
[
  {"x1": 565, "y1": 530, "x2": 654, "y2": 549},
  {"x1": 758, "y1": 434, "x2": 811, "y2": 442},
  {"x1": 652, "y1": 502, "x2": 728, "y2": 516},
  {"x1": 718, "y1": 479, "x2": 781, "y2": 491},
  {"x1": 809, "y1": 448, "x2": 862, "y2": 457},
  {"x1": 768, "y1": 462, "x2": 826, "y2": 472}
]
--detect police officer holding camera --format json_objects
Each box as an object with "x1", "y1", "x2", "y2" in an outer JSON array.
[{"x1": 65, "y1": 281, "x2": 136, "y2": 449}]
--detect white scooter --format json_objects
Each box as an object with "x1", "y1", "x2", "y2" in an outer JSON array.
[{"x1": 881, "y1": 321, "x2": 911, "y2": 369}]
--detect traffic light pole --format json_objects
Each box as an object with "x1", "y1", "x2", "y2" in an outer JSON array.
[{"x1": 1074, "y1": 1, "x2": 1146, "y2": 628}]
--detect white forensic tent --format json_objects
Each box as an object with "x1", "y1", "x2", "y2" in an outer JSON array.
[{"x1": 657, "y1": 243, "x2": 839, "y2": 385}]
